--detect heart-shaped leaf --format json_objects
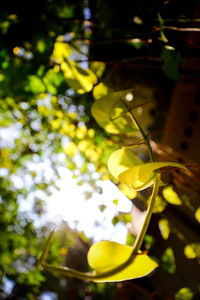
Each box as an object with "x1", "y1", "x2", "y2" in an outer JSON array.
[
  {"x1": 119, "y1": 162, "x2": 187, "y2": 191},
  {"x1": 108, "y1": 148, "x2": 142, "y2": 179},
  {"x1": 87, "y1": 241, "x2": 158, "y2": 282},
  {"x1": 91, "y1": 90, "x2": 138, "y2": 134}
]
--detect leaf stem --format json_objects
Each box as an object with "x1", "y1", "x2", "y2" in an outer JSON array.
[
  {"x1": 125, "y1": 109, "x2": 160, "y2": 251},
  {"x1": 127, "y1": 110, "x2": 155, "y2": 162},
  {"x1": 132, "y1": 175, "x2": 160, "y2": 253}
]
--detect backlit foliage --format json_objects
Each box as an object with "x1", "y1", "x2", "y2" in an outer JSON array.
[
  {"x1": 39, "y1": 90, "x2": 188, "y2": 283},
  {"x1": 1, "y1": 0, "x2": 200, "y2": 298}
]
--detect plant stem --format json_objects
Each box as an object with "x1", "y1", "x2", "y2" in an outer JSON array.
[
  {"x1": 125, "y1": 109, "x2": 160, "y2": 251},
  {"x1": 132, "y1": 175, "x2": 160, "y2": 252},
  {"x1": 127, "y1": 110, "x2": 155, "y2": 162}
]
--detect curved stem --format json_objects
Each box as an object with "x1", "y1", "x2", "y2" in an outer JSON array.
[
  {"x1": 125, "y1": 109, "x2": 159, "y2": 251},
  {"x1": 132, "y1": 175, "x2": 160, "y2": 252},
  {"x1": 127, "y1": 111, "x2": 155, "y2": 162}
]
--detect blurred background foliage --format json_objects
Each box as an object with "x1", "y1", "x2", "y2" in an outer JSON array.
[{"x1": 0, "y1": 0, "x2": 200, "y2": 299}]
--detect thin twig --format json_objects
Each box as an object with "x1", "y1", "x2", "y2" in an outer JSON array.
[{"x1": 154, "y1": 26, "x2": 200, "y2": 32}]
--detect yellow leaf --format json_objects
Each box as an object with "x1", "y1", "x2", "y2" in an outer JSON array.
[
  {"x1": 85, "y1": 148, "x2": 99, "y2": 162},
  {"x1": 50, "y1": 119, "x2": 61, "y2": 130},
  {"x1": 87, "y1": 241, "x2": 158, "y2": 282},
  {"x1": 38, "y1": 105, "x2": 51, "y2": 117},
  {"x1": 158, "y1": 218, "x2": 170, "y2": 240},
  {"x1": 51, "y1": 42, "x2": 72, "y2": 63},
  {"x1": 184, "y1": 243, "x2": 200, "y2": 259},
  {"x1": 107, "y1": 148, "x2": 142, "y2": 180},
  {"x1": 76, "y1": 126, "x2": 87, "y2": 139},
  {"x1": 61, "y1": 59, "x2": 97, "y2": 93},
  {"x1": 195, "y1": 207, "x2": 200, "y2": 223},
  {"x1": 87, "y1": 128, "x2": 95, "y2": 138},
  {"x1": 63, "y1": 141, "x2": 78, "y2": 157},
  {"x1": 119, "y1": 162, "x2": 186, "y2": 191},
  {"x1": 162, "y1": 186, "x2": 182, "y2": 205},
  {"x1": 78, "y1": 140, "x2": 91, "y2": 152},
  {"x1": 90, "y1": 61, "x2": 105, "y2": 78},
  {"x1": 151, "y1": 196, "x2": 167, "y2": 213},
  {"x1": 118, "y1": 183, "x2": 137, "y2": 199},
  {"x1": 91, "y1": 90, "x2": 137, "y2": 134},
  {"x1": 93, "y1": 82, "x2": 109, "y2": 100}
]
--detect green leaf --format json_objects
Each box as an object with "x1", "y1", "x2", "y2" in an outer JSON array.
[
  {"x1": 91, "y1": 90, "x2": 138, "y2": 134},
  {"x1": 108, "y1": 148, "x2": 142, "y2": 180},
  {"x1": 126, "y1": 233, "x2": 136, "y2": 246},
  {"x1": 119, "y1": 162, "x2": 187, "y2": 191},
  {"x1": 162, "y1": 186, "x2": 182, "y2": 205},
  {"x1": 113, "y1": 199, "x2": 119, "y2": 205},
  {"x1": 161, "y1": 247, "x2": 176, "y2": 274},
  {"x1": 128, "y1": 39, "x2": 144, "y2": 49},
  {"x1": 25, "y1": 75, "x2": 46, "y2": 94},
  {"x1": 161, "y1": 46, "x2": 182, "y2": 82},
  {"x1": 37, "y1": 39, "x2": 46, "y2": 53},
  {"x1": 174, "y1": 288, "x2": 194, "y2": 300},
  {"x1": 123, "y1": 213, "x2": 132, "y2": 223},
  {"x1": 87, "y1": 241, "x2": 158, "y2": 282},
  {"x1": 39, "y1": 229, "x2": 55, "y2": 265},
  {"x1": 144, "y1": 235, "x2": 155, "y2": 250},
  {"x1": 157, "y1": 12, "x2": 168, "y2": 43},
  {"x1": 160, "y1": 32, "x2": 168, "y2": 43},
  {"x1": 43, "y1": 69, "x2": 64, "y2": 95},
  {"x1": 112, "y1": 216, "x2": 119, "y2": 226}
]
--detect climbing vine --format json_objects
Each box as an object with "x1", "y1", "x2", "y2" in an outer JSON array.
[{"x1": 39, "y1": 90, "x2": 187, "y2": 282}]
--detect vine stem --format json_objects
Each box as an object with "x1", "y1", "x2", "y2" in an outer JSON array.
[
  {"x1": 127, "y1": 110, "x2": 155, "y2": 162},
  {"x1": 125, "y1": 108, "x2": 159, "y2": 251},
  {"x1": 132, "y1": 175, "x2": 160, "y2": 252}
]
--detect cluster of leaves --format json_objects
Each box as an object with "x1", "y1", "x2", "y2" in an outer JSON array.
[
  {"x1": 1, "y1": 0, "x2": 200, "y2": 299},
  {"x1": 40, "y1": 84, "x2": 200, "y2": 298},
  {"x1": 0, "y1": 1, "x2": 113, "y2": 298},
  {"x1": 40, "y1": 90, "x2": 189, "y2": 285}
]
